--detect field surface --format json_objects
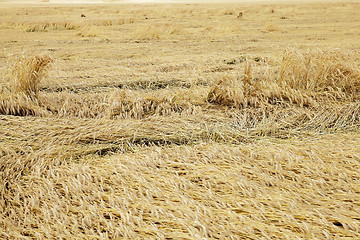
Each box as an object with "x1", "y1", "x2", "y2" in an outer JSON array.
[{"x1": 1, "y1": 1, "x2": 360, "y2": 239}]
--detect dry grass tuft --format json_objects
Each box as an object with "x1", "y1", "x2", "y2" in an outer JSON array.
[
  {"x1": 133, "y1": 24, "x2": 184, "y2": 40},
  {"x1": 75, "y1": 27, "x2": 99, "y2": 37},
  {"x1": 25, "y1": 22, "x2": 80, "y2": 32},
  {"x1": 278, "y1": 48, "x2": 360, "y2": 101},
  {"x1": 6, "y1": 54, "x2": 52, "y2": 98},
  {"x1": 262, "y1": 24, "x2": 287, "y2": 33},
  {"x1": 207, "y1": 74, "x2": 254, "y2": 108}
]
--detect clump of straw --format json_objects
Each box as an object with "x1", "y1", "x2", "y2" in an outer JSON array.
[{"x1": 8, "y1": 54, "x2": 53, "y2": 98}]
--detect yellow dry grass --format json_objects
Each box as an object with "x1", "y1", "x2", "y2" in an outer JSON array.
[
  {"x1": 5, "y1": 54, "x2": 52, "y2": 98},
  {"x1": 1, "y1": 1, "x2": 360, "y2": 239}
]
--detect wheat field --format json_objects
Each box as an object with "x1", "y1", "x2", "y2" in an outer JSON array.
[{"x1": 1, "y1": 1, "x2": 360, "y2": 239}]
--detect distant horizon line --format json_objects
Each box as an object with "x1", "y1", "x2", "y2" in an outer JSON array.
[{"x1": 0, "y1": 0, "x2": 356, "y2": 4}]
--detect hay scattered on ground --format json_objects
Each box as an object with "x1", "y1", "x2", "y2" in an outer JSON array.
[{"x1": 1, "y1": 2, "x2": 360, "y2": 239}]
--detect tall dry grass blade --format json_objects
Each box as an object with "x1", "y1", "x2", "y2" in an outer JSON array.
[
  {"x1": 7, "y1": 54, "x2": 53, "y2": 98},
  {"x1": 277, "y1": 48, "x2": 360, "y2": 101}
]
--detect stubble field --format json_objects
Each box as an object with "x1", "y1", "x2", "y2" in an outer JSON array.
[{"x1": 1, "y1": 1, "x2": 360, "y2": 239}]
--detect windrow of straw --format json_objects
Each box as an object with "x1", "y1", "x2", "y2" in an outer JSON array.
[
  {"x1": 207, "y1": 74, "x2": 317, "y2": 109},
  {"x1": 37, "y1": 89, "x2": 200, "y2": 119},
  {"x1": 2, "y1": 18, "x2": 135, "y2": 32},
  {"x1": 230, "y1": 102, "x2": 360, "y2": 137},
  {"x1": 0, "y1": 93, "x2": 48, "y2": 116},
  {"x1": 133, "y1": 24, "x2": 185, "y2": 40},
  {"x1": 25, "y1": 22, "x2": 80, "y2": 32},
  {"x1": 208, "y1": 49, "x2": 360, "y2": 109},
  {"x1": 1, "y1": 50, "x2": 359, "y2": 132},
  {"x1": 0, "y1": 88, "x2": 201, "y2": 119},
  {"x1": 0, "y1": 90, "x2": 201, "y2": 119},
  {"x1": 84, "y1": 18, "x2": 135, "y2": 26}
]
